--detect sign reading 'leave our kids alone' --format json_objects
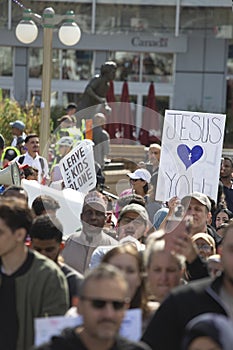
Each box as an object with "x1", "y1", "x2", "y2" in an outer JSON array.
[
  {"x1": 60, "y1": 139, "x2": 96, "y2": 194},
  {"x1": 156, "y1": 110, "x2": 226, "y2": 202}
]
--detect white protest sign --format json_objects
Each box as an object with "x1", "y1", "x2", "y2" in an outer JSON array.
[
  {"x1": 156, "y1": 110, "x2": 226, "y2": 202},
  {"x1": 60, "y1": 139, "x2": 96, "y2": 194},
  {"x1": 34, "y1": 316, "x2": 82, "y2": 346},
  {"x1": 34, "y1": 309, "x2": 142, "y2": 346},
  {"x1": 22, "y1": 179, "x2": 84, "y2": 238},
  {"x1": 119, "y1": 308, "x2": 142, "y2": 341}
]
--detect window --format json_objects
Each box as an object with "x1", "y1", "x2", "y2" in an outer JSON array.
[
  {"x1": 142, "y1": 53, "x2": 173, "y2": 83},
  {"x1": 29, "y1": 48, "x2": 60, "y2": 79},
  {"x1": 62, "y1": 50, "x2": 93, "y2": 80},
  {"x1": 0, "y1": 47, "x2": 12, "y2": 76},
  {"x1": 95, "y1": 4, "x2": 175, "y2": 34},
  {"x1": 112, "y1": 51, "x2": 173, "y2": 82}
]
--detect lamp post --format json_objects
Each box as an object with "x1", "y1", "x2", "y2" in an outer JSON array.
[{"x1": 15, "y1": 7, "x2": 81, "y2": 157}]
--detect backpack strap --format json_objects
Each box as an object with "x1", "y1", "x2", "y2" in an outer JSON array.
[
  {"x1": 39, "y1": 157, "x2": 45, "y2": 173},
  {"x1": 17, "y1": 155, "x2": 25, "y2": 165}
]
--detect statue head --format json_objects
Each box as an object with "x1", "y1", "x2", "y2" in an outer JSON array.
[{"x1": 100, "y1": 61, "x2": 117, "y2": 80}]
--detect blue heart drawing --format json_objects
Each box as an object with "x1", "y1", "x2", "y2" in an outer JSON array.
[{"x1": 177, "y1": 145, "x2": 203, "y2": 170}]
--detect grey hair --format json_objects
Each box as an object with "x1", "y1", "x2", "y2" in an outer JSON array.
[
  {"x1": 79, "y1": 263, "x2": 129, "y2": 297},
  {"x1": 144, "y1": 239, "x2": 186, "y2": 270}
]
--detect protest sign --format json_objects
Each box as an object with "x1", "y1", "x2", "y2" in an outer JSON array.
[
  {"x1": 156, "y1": 110, "x2": 226, "y2": 202},
  {"x1": 60, "y1": 139, "x2": 96, "y2": 194},
  {"x1": 34, "y1": 309, "x2": 142, "y2": 346},
  {"x1": 22, "y1": 179, "x2": 84, "y2": 238}
]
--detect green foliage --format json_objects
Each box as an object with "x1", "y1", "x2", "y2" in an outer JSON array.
[
  {"x1": 0, "y1": 97, "x2": 66, "y2": 147},
  {"x1": 0, "y1": 98, "x2": 41, "y2": 146},
  {"x1": 51, "y1": 105, "x2": 66, "y2": 131}
]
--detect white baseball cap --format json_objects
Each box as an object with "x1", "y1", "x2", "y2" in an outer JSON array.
[
  {"x1": 56, "y1": 136, "x2": 73, "y2": 147},
  {"x1": 127, "y1": 168, "x2": 151, "y2": 184}
]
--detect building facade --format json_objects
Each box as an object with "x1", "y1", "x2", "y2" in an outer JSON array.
[{"x1": 0, "y1": 0, "x2": 233, "y2": 143}]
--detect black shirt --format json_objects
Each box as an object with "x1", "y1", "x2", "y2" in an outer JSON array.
[
  {"x1": 60, "y1": 264, "x2": 83, "y2": 307},
  {"x1": 33, "y1": 327, "x2": 152, "y2": 350},
  {"x1": 0, "y1": 250, "x2": 34, "y2": 350}
]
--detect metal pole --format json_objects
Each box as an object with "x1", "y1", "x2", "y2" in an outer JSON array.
[
  {"x1": 39, "y1": 26, "x2": 53, "y2": 157},
  {"x1": 175, "y1": 0, "x2": 181, "y2": 37}
]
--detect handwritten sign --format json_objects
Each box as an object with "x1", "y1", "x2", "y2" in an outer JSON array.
[
  {"x1": 22, "y1": 179, "x2": 84, "y2": 238},
  {"x1": 156, "y1": 110, "x2": 226, "y2": 202},
  {"x1": 60, "y1": 140, "x2": 96, "y2": 194},
  {"x1": 34, "y1": 309, "x2": 142, "y2": 346}
]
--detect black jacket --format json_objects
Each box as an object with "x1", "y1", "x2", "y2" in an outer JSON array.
[
  {"x1": 33, "y1": 328, "x2": 152, "y2": 350},
  {"x1": 141, "y1": 275, "x2": 228, "y2": 350}
]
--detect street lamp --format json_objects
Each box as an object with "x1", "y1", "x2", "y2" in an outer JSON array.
[{"x1": 15, "y1": 7, "x2": 81, "y2": 157}]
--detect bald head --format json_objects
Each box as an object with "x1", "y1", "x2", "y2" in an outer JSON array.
[
  {"x1": 93, "y1": 113, "x2": 106, "y2": 127},
  {"x1": 148, "y1": 143, "x2": 161, "y2": 164}
]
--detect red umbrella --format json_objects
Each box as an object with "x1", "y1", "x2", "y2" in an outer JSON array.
[
  {"x1": 139, "y1": 82, "x2": 161, "y2": 146},
  {"x1": 119, "y1": 81, "x2": 136, "y2": 144},
  {"x1": 105, "y1": 80, "x2": 122, "y2": 143}
]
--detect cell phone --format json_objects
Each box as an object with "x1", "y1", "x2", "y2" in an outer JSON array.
[
  {"x1": 165, "y1": 218, "x2": 186, "y2": 235},
  {"x1": 165, "y1": 215, "x2": 193, "y2": 236},
  {"x1": 185, "y1": 215, "x2": 193, "y2": 235}
]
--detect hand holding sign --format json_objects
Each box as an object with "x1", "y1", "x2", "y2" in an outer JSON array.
[{"x1": 60, "y1": 140, "x2": 96, "y2": 194}]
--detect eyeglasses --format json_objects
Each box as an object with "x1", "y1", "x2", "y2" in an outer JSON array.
[
  {"x1": 80, "y1": 297, "x2": 128, "y2": 310},
  {"x1": 120, "y1": 216, "x2": 145, "y2": 226}
]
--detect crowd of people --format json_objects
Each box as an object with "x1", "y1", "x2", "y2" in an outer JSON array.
[{"x1": 1, "y1": 103, "x2": 233, "y2": 350}]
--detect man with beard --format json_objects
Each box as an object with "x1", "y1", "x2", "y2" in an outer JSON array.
[
  {"x1": 141, "y1": 221, "x2": 233, "y2": 350},
  {"x1": 62, "y1": 191, "x2": 117, "y2": 274},
  {"x1": 33, "y1": 264, "x2": 151, "y2": 350},
  {"x1": 14, "y1": 134, "x2": 49, "y2": 184}
]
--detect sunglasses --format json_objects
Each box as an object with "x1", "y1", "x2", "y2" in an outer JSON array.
[
  {"x1": 196, "y1": 244, "x2": 213, "y2": 252},
  {"x1": 130, "y1": 178, "x2": 143, "y2": 182},
  {"x1": 81, "y1": 297, "x2": 128, "y2": 310}
]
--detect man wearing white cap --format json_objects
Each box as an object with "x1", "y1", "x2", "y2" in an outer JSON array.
[{"x1": 62, "y1": 190, "x2": 118, "y2": 274}]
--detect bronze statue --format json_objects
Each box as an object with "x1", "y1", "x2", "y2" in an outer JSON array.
[{"x1": 76, "y1": 61, "x2": 117, "y2": 123}]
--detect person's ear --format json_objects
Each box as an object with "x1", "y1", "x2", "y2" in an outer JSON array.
[
  {"x1": 15, "y1": 228, "x2": 27, "y2": 243},
  {"x1": 143, "y1": 223, "x2": 150, "y2": 237},
  {"x1": 60, "y1": 242, "x2": 65, "y2": 250}
]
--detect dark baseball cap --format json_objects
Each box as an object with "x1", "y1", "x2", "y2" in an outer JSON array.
[{"x1": 10, "y1": 120, "x2": 25, "y2": 130}]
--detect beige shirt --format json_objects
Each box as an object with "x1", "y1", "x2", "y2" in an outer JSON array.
[{"x1": 62, "y1": 230, "x2": 117, "y2": 274}]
